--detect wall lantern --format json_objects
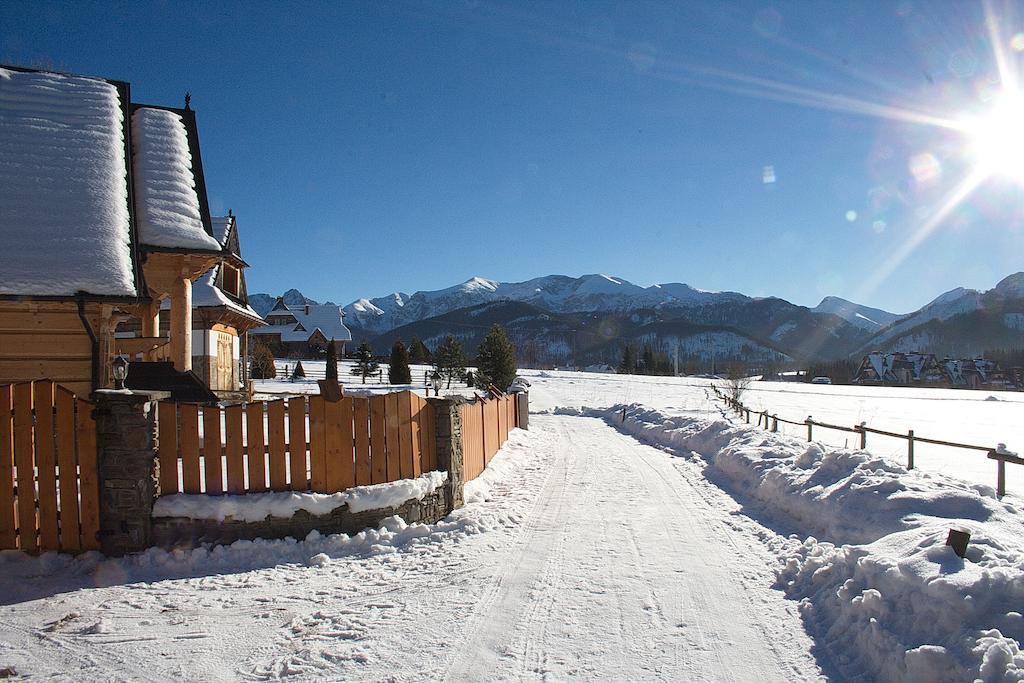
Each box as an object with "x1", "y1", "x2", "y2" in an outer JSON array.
[{"x1": 112, "y1": 355, "x2": 130, "y2": 390}]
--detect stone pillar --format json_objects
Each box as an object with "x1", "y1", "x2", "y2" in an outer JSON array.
[
  {"x1": 428, "y1": 396, "x2": 465, "y2": 513},
  {"x1": 516, "y1": 392, "x2": 529, "y2": 430},
  {"x1": 91, "y1": 389, "x2": 163, "y2": 556}
]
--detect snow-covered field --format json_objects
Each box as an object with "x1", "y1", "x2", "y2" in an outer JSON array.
[
  {"x1": 253, "y1": 359, "x2": 479, "y2": 400},
  {"x1": 522, "y1": 369, "x2": 1024, "y2": 494},
  {"x1": 3, "y1": 369, "x2": 1024, "y2": 680}
]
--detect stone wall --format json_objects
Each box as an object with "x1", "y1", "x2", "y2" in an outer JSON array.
[
  {"x1": 151, "y1": 486, "x2": 448, "y2": 549},
  {"x1": 90, "y1": 392, "x2": 474, "y2": 554}
]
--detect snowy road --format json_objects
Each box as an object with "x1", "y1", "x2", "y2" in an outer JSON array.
[
  {"x1": 446, "y1": 416, "x2": 820, "y2": 681},
  {"x1": 0, "y1": 415, "x2": 821, "y2": 681}
]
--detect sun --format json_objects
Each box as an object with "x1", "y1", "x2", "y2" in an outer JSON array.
[{"x1": 965, "y1": 91, "x2": 1024, "y2": 185}]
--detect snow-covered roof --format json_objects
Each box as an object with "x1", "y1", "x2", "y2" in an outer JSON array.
[
  {"x1": 0, "y1": 67, "x2": 137, "y2": 297},
  {"x1": 251, "y1": 302, "x2": 352, "y2": 342},
  {"x1": 131, "y1": 107, "x2": 221, "y2": 252},
  {"x1": 160, "y1": 214, "x2": 260, "y2": 321}
]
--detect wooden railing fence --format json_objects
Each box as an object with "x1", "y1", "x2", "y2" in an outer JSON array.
[
  {"x1": 0, "y1": 380, "x2": 100, "y2": 553},
  {"x1": 710, "y1": 384, "x2": 1023, "y2": 497},
  {"x1": 156, "y1": 390, "x2": 436, "y2": 495},
  {"x1": 461, "y1": 392, "x2": 519, "y2": 481}
]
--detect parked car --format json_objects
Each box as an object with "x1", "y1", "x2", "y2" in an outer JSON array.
[{"x1": 811, "y1": 376, "x2": 832, "y2": 385}]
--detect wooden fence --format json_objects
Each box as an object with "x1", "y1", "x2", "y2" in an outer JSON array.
[
  {"x1": 711, "y1": 384, "x2": 1024, "y2": 497},
  {"x1": 461, "y1": 393, "x2": 520, "y2": 481},
  {"x1": 156, "y1": 390, "x2": 436, "y2": 495},
  {"x1": 0, "y1": 380, "x2": 100, "y2": 553}
]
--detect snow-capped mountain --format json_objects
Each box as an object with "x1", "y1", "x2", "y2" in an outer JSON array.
[
  {"x1": 250, "y1": 272, "x2": 1024, "y2": 364},
  {"x1": 855, "y1": 273, "x2": 1024, "y2": 355},
  {"x1": 339, "y1": 274, "x2": 749, "y2": 335},
  {"x1": 812, "y1": 296, "x2": 900, "y2": 331}
]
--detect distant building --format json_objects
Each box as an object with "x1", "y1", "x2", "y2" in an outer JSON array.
[
  {"x1": 852, "y1": 352, "x2": 1020, "y2": 390},
  {"x1": 249, "y1": 298, "x2": 352, "y2": 358}
]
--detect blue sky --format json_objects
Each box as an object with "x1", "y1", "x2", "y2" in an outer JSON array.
[{"x1": 4, "y1": 0, "x2": 1024, "y2": 313}]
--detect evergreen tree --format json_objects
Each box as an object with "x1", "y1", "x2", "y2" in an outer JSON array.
[
  {"x1": 641, "y1": 345, "x2": 655, "y2": 376},
  {"x1": 618, "y1": 344, "x2": 637, "y2": 374},
  {"x1": 325, "y1": 339, "x2": 338, "y2": 382},
  {"x1": 388, "y1": 340, "x2": 412, "y2": 384},
  {"x1": 409, "y1": 337, "x2": 432, "y2": 365},
  {"x1": 350, "y1": 341, "x2": 379, "y2": 384},
  {"x1": 475, "y1": 324, "x2": 517, "y2": 390},
  {"x1": 250, "y1": 341, "x2": 277, "y2": 379},
  {"x1": 433, "y1": 335, "x2": 467, "y2": 388},
  {"x1": 291, "y1": 360, "x2": 306, "y2": 380}
]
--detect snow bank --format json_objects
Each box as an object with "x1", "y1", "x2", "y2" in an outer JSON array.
[
  {"x1": 131, "y1": 107, "x2": 222, "y2": 251},
  {"x1": 599, "y1": 403, "x2": 1024, "y2": 682},
  {"x1": 0, "y1": 67, "x2": 136, "y2": 297},
  {"x1": 153, "y1": 471, "x2": 447, "y2": 521}
]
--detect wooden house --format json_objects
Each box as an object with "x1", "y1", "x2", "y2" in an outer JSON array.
[
  {"x1": 852, "y1": 352, "x2": 946, "y2": 386},
  {"x1": 249, "y1": 298, "x2": 351, "y2": 359},
  {"x1": 0, "y1": 65, "x2": 238, "y2": 396},
  {"x1": 116, "y1": 212, "x2": 264, "y2": 397}
]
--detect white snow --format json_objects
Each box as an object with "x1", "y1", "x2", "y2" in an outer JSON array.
[
  {"x1": 593, "y1": 402, "x2": 1024, "y2": 680},
  {"x1": 5, "y1": 368, "x2": 1024, "y2": 680},
  {"x1": 131, "y1": 107, "x2": 222, "y2": 251},
  {"x1": 152, "y1": 471, "x2": 447, "y2": 521},
  {"x1": 0, "y1": 67, "x2": 136, "y2": 297}
]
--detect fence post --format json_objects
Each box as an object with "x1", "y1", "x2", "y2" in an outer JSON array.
[
  {"x1": 745, "y1": 408, "x2": 750, "y2": 424},
  {"x1": 91, "y1": 389, "x2": 167, "y2": 556},
  {"x1": 859, "y1": 422, "x2": 867, "y2": 450},
  {"x1": 996, "y1": 453, "x2": 1006, "y2": 498},
  {"x1": 907, "y1": 430, "x2": 915, "y2": 470},
  {"x1": 772, "y1": 415, "x2": 778, "y2": 433},
  {"x1": 806, "y1": 417, "x2": 813, "y2": 442},
  {"x1": 428, "y1": 396, "x2": 466, "y2": 513}
]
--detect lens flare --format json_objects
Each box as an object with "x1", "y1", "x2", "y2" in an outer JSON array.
[{"x1": 964, "y1": 91, "x2": 1024, "y2": 185}]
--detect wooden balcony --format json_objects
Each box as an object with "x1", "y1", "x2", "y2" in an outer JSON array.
[{"x1": 114, "y1": 337, "x2": 171, "y2": 362}]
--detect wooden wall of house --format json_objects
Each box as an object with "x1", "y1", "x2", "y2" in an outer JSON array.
[
  {"x1": 190, "y1": 323, "x2": 239, "y2": 392},
  {"x1": 0, "y1": 301, "x2": 118, "y2": 395}
]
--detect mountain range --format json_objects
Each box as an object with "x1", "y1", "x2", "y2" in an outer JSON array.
[{"x1": 249, "y1": 273, "x2": 1024, "y2": 367}]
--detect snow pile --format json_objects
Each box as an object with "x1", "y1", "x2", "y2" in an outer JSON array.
[
  {"x1": 600, "y1": 403, "x2": 1024, "y2": 681},
  {"x1": 131, "y1": 107, "x2": 222, "y2": 251},
  {"x1": 153, "y1": 471, "x2": 448, "y2": 521},
  {"x1": 0, "y1": 67, "x2": 136, "y2": 297}
]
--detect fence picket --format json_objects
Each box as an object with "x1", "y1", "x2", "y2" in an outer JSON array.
[
  {"x1": 203, "y1": 405, "x2": 224, "y2": 495},
  {"x1": 497, "y1": 394, "x2": 507, "y2": 449},
  {"x1": 369, "y1": 395, "x2": 387, "y2": 484},
  {"x1": 246, "y1": 402, "x2": 267, "y2": 492},
  {"x1": 267, "y1": 400, "x2": 288, "y2": 491},
  {"x1": 385, "y1": 392, "x2": 401, "y2": 481},
  {"x1": 33, "y1": 381, "x2": 59, "y2": 550},
  {"x1": 421, "y1": 399, "x2": 436, "y2": 472},
  {"x1": 321, "y1": 401, "x2": 346, "y2": 491},
  {"x1": 309, "y1": 396, "x2": 327, "y2": 492},
  {"x1": 179, "y1": 404, "x2": 202, "y2": 494},
  {"x1": 407, "y1": 393, "x2": 423, "y2": 479},
  {"x1": 13, "y1": 383, "x2": 36, "y2": 552},
  {"x1": 76, "y1": 397, "x2": 99, "y2": 551},
  {"x1": 225, "y1": 404, "x2": 245, "y2": 494},
  {"x1": 157, "y1": 402, "x2": 179, "y2": 494},
  {"x1": 399, "y1": 389, "x2": 415, "y2": 481},
  {"x1": 353, "y1": 398, "x2": 371, "y2": 486},
  {"x1": 0, "y1": 385, "x2": 13, "y2": 549},
  {"x1": 55, "y1": 387, "x2": 81, "y2": 551},
  {"x1": 288, "y1": 397, "x2": 307, "y2": 490}
]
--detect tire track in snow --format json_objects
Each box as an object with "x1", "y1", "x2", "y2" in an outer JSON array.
[{"x1": 445, "y1": 415, "x2": 821, "y2": 681}]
